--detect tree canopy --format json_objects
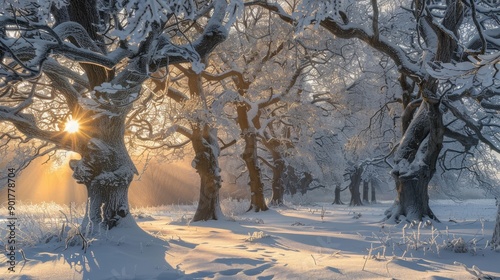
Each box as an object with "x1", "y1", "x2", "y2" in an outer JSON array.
[{"x1": 1, "y1": 0, "x2": 500, "y2": 243}]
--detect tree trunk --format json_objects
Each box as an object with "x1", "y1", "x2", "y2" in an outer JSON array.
[
  {"x1": 384, "y1": 0, "x2": 461, "y2": 223},
  {"x1": 261, "y1": 138, "x2": 287, "y2": 207},
  {"x1": 84, "y1": 173, "x2": 132, "y2": 231},
  {"x1": 385, "y1": 102, "x2": 443, "y2": 223},
  {"x1": 349, "y1": 183, "x2": 362, "y2": 206},
  {"x1": 332, "y1": 185, "x2": 343, "y2": 205},
  {"x1": 299, "y1": 172, "x2": 313, "y2": 195},
  {"x1": 362, "y1": 181, "x2": 369, "y2": 203},
  {"x1": 242, "y1": 131, "x2": 268, "y2": 212},
  {"x1": 492, "y1": 202, "x2": 500, "y2": 250},
  {"x1": 287, "y1": 165, "x2": 298, "y2": 196},
  {"x1": 370, "y1": 179, "x2": 377, "y2": 203},
  {"x1": 385, "y1": 171, "x2": 437, "y2": 222},
  {"x1": 191, "y1": 125, "x2": 223, "y2": 222},
  {"x1": 70, "y1": 137, "x2": 136, "y2": 232},
  {"x1": 348, "y1": 164, "x2": 364, "y2": 206},
  {"x1": 270, "y1": 155, "x2": 286, "y2": 206}
]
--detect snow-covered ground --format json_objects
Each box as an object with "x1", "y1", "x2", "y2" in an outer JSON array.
[{"x1": 1, "y1": 199, "x2": 499, "y2": 279}]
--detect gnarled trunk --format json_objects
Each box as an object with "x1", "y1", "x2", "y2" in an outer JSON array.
[
  {"x1": 242, "y1": 131, "x2": 268, "y2": 212},
  {"x1": 386, "y1": 169, "x2": 437, "y2": 222},
  {"x1": 191, "y1": 125, "x2": 223, "y2": 222},
  {"x1": 70, "y1": 136, "x2": 136, "y2": 232},
  {"x1": 385, "y1": 102, "x2": 443, "y2": 223},
  {"x1": 84, "y1": 171, "x2": 133, "y2": 231},
  {"x1": 385, "y1": 0, "x2": 461, "y2": 223}
]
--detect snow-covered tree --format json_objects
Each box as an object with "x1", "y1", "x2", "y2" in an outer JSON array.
[
  {"x1": 159, "y1": 64, "x2": 238, "y2": 222},
  {"x1": 0, "y1": 0, "x2": 234, "y2": 231}
]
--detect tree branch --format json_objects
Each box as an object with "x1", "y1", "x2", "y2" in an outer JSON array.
[{"x1": 251, "y1": 0, "x2": 422, "y2": 79}]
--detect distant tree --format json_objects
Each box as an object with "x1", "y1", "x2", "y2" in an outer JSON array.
[
  {"x1": 332, "y1": 185, "x2": 344, "y2": 205},
  {"x1": 0, "y1": 0, "x2": 232, "y2": 231},
  {"x1": 370, "y1": 179, "x2": 377, "y2": 203}
]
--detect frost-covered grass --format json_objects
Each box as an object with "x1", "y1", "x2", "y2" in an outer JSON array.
[
  {"x1": 365, "y1": 218, "x2": 490, "y2": 262},
  {"x1": 220, "y1": 197, "x2": 251, "y2": 217},
  {"x1": 245, "y1": 231, "x2": 271, "y2": 242},
  {"x1": 0, "y1": 202, "x2": 85, "y2": 247},
  {"x1": 1, "y1": 199, "x2": 499, "y2": 279}
]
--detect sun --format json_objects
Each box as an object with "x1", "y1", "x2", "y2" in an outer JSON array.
[{"x1": 64, "y1": 118, "x2": 80, "y2": 133}]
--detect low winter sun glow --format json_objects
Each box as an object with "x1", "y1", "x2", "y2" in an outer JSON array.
[{"x1": 64, "y1": 118, "x2": 80, "y2": 133}]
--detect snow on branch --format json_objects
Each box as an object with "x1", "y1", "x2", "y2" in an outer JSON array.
[
  {"x1": 155, "y1": 0, "x2": 232, "y2": 71},
  {"x1": 111, "y1": 0, "x2": 198, "y2": 44},
  {"x1": 293, "y1": 0, "x2": 346, "y2": 31},
  {"x1": 428, "y1": 53, "x2": 500, "y2": 92},
  {"x1": 0, "y1": 20, "x2": 117, "y2": 87},
  {"x1": 252, "y1": 0, "x2": 422, "y2": 79},
  {"x1": 53, "y1": 22, "x2": 103, "y2": 53}
]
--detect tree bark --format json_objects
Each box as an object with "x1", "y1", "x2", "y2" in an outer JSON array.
[
  {"x1": 83, "y1": 170, "x2": 133, "y2": 231},
  {"x1": 385, "y1": 171, "x2": 437, "y2": 222},
  {"x1": 236, "y1": 97, "x2": 268, "y2": 212},
  {"x1": 67, "y1": 0, "x2": 113, "y2": 88},
  {"x1": 191, "y1": 125, "x2": 223, "y2": 222},
  {"x1": 242, "y1": 130, "x2": 268, "y2": 212},
  {"x1": 362, "y1": 181, "x2": 369, "y2": 203},
  {"x1": 492, "y1": 202, "x2": 500, "y2": 250}
]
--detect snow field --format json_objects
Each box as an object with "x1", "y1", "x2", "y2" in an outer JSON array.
[{"x1": 0, "y1": 199, "x2": 498, "y2": 279}]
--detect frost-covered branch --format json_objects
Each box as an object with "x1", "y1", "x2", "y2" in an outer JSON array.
[
  {"x1": 0, "y1": 106, "x2": 72, "y2": 150},
  {"x1": 156, "y1": 0, "x2": 229, "y2": 68},
  {"x1": 251, "y1": 0, "x2": 422, "y2": 79}
]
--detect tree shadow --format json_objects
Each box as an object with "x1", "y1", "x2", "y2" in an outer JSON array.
[
  {"x1": 0, "y1": 223, "x2": 179, "y2": 279},
  {"x1": 56, "y1": 222, "x2": 182, "y2": 279}
]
